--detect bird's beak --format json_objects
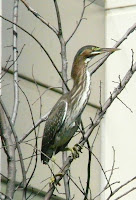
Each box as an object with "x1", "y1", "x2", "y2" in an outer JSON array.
[{"x1": 100, "y1": 47, "x2": 120, "y2": 54}]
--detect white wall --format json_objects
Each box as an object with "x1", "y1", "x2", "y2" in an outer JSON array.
[{"x1": 101, "y1": 1, "x2": 136, "y2": 199}]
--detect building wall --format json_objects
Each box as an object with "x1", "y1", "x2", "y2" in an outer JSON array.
[
  {"x1": 101, "y1": 0, "x2": 136, "y2": 199},
  {"x1": 1, "y1": 1, "x2": 105, "y2": 199}
]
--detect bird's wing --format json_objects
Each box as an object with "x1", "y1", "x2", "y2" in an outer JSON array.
[{"x1": 41, "y1": 100, "x2": 68, "y2": 155}]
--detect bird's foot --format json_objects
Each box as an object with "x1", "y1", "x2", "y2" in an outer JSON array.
[
  {"x1": 72, "y1": 143, "x2": 83, "y2": 158},
  {"x1": 65, "y1": 144, "x2": 83, "y2": 159},
  {"x1": 50, "y1": 173, "x2": 63, "y2": 186}
]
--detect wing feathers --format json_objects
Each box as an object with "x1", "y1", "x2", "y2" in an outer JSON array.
[{"x1": 41, "y1": 100, "x2": 67, "y2": 163}]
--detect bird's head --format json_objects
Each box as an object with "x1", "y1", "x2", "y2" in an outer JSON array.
[
  {"x1": 71, "y1": 45, "x2": 119, "y2": 81},
  {"x1": 73, "y1": 45, "x2": 118, "y2": 65}
]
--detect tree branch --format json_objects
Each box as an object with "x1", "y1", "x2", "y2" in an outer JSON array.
[
  {"x1": 53, "y1": 1, "x2": 71, "y2": 199},
  {"x1": 18, "y1": 112, "x2": 49, "y2": 143},
  {"x1": 0, "y1": 15, "x2": 68, "y2": 89},
  {"x1": 90, "y1": 23, "x2": 136, "y2": 76},
  {"x1": 20, "y1": 0, "x2": 58, "y2": 35},
  {"x1": 0, "y1": 106, "x2": 16, "y2": 200},
  {"x1": 44, "y1": 58, "x2": 136, "y2": 199},
  {"x1": 0, "y1": 99, "x2": 26, "y2": 200},
  {"x1": 106, "y1": 175, "x2": 136, "y2": 200},
  {"x1": 11, "y1": 0, "x2": 19, "y2": 125},
  {"x1": 66, "y1": 0, "x2": 93, "y2": 44}
]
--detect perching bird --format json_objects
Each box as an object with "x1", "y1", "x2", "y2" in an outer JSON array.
[{"x1": 41, "y1": 45, "x2": 117, "y2": 164}]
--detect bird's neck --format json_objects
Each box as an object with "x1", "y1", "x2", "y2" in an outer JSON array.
[
  {"x1": 71, "y1": 59, "x2": 90, "y2": 88},
  {"x1": 70, "y1": 62, "x2": 91, "y2": 115},
  {"x1": 71, "y1": 65, "x2": 91, "y2": 98}
]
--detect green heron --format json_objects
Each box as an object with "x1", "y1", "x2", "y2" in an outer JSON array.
[{"x1": 41, "y1": 45, "x2": 117, "y2": 164}]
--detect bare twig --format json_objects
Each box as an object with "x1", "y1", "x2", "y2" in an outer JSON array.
[
  {"x1": 20, "y1": 0, "x2": 58, "y2": 35},
  {"x1": 1, "y1": 45, "x2": 25, "y2": 79},
  {"x1": 66, "y1": 0, "x2": 96, "y2": 44},
  {"x1": 116, "y1": 96, "x2": 133, "y2": 113},
  {"x1": 84, "y1": 140, "x2": 91, "y2": 200},
  {"x1": 113, "y1": 187, "x2": 136, "y2": 200},
  {"x1": 99, "y1": 81, "x2": 102, "y2": 111},
  {"x1": 18, "y1": 112, "x2": 49, "y2": 143},
  {"x1": 0, "y1": 106, "x2": 16, "y2": 200},
  {"x1": 32, "y1": 86, "x2": 62, "y2": 106},
  {"x1": 0, "y1": 192, "x2": 12, "y2": 200},
  {"x1": 90, "y1": 23, "x2": 136, "y2": 75},
  {"x1": 53, "y1": 1, "x2": 71, "y2": 199},
  {"x1": 131, "y1": 49, "x2": 134, "y2": 70},
  {"x1": 0, "y1": 99, "x2": 26, "y2": 199},
  {"x1": 53, "y1": 0, "x2": 69, "y2": 93},
  {"x1": 15, "y1": 82, "x2": 38, "y2": 197},
  {"x1": 86, "y1": 147, "x2": 113, "y2": 195},
  {"x1": 62, "y1": 151, "x2": 71, "y2": 200},
  {"x1": 11, "y1": 0, "x2": 19, "y2": 125},
  {"x1": 106, "y1": 176, "x2": 136, "y2": 200},
  {"x1": 0, "y1": 15, "x2": 68, "y2": 89},
  {"x1": 80, "y1": 61, "x2": 136, "y2": 147},
  {"x1": 105, "y1": 147, "x2": 116, "y2": 190}
]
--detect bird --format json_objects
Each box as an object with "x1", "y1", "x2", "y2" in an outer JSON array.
[{"x1": 41, "y1": 45, "x2": 118, "y2": 164}]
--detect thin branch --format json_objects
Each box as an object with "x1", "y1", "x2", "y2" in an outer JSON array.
[
  {"x1": 106, "y1": 176, "x2": 136, "y2": 200},
  {"x1": 18, "y1": 112, "x2": 49, "y2": 143},
  {"x1": 79, "y1": 122, "x2": 94, "y2": 200},
  {"x1": 0, "y1": 15, "x2": 68, "y2": 90},
  {"x1": 1, "y1": 44, "x2": 25, "y2": 79},
  {"x1": 0, "y1": 106, "x2": 16, "y2": 200},
  {"x1": 32, "y1": 86, "x2": 62, "y2": 106},
  {"x1": 84, "y1": 125, "x2": 101, "y2": 200},
  {"x1": 11, "y1": 0, "x2": 19, "y2": 125},
  {"x1": 53, "y1": 0, "x2": 69, "y2": 93},
  {"x1": 53, "y1": 0, "x2": 62, "y2": 35},
  {"x1": 116, "y1": 96, "x2": 133, "y2": 113},
  {"x1": 4, "y1": 55, "x2": 11, "y2": 69},
  {"x1": 0, "y1": 99, "x2": 26, "y2": 198},
  {"x1": 84, "y1": 140, "x2": 91, "y2": 200},
  {"x1": 105, "y1": 147, "x2": 116, "y2": 190},
  {"x1": 0, "y1": 173, "x2": 8, "y2": 180},
  {"x1": 90, "y1": 23, "x2": 136, "y2": 76},
  {"x1": 53, "y1": 1, "x2": 71, "y2": 199},
  {"x1": 93, "y1": 181, "x2": 120, "y2": 200},
  {"x1": 20, "y1": 0, "x2": 58, "y2": 35},
  {"x1": 62, "y1": 152, "x2": 71, "y2": 200},
  {"x1": 99, "y1": 81, "x2": 102, "y2": 111},
  {"x1": 113, "y1": 187, "x2": 136, "y2": 200},
  {"x1": 85, "y1": 147, "x2": 113, "y2": 195},
  {"x1": 24, "y1": 67, "x2": 40, "y2": 176},
  {"x1": 15, "y1": 82, "x2": 38, "y2": 197},
  {"x1": 66, "y1": 0, "x2": 96, "y2": 44},
  {"x1": 80, "y1": 61, "x2": 136, "y2": 147},
  {"x1": 0, "y1": 192, "x2": 12, "y2": 200}
]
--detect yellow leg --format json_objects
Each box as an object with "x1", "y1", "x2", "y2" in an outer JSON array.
[
  {"x1": 49, "y1": 155, "x2": 63, "y2": 186},
  {"x1": 50, "y1": 173, "x2": 63, "y2": 186}
]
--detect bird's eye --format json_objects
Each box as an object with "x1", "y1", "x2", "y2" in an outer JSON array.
[{"x1": 92, "y1": 47, "x2": 101, "y2": 51}]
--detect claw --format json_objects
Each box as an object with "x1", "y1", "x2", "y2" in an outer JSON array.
[
  {"x1": 74, "y1": 144, "x2": 83, "y2": 153},
  {"x1": 50, "y1": 173, "x2": 63, "y2": 186},
  {"x1": 64, "y1": 144, "x2": 83, "y2": 159}
]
